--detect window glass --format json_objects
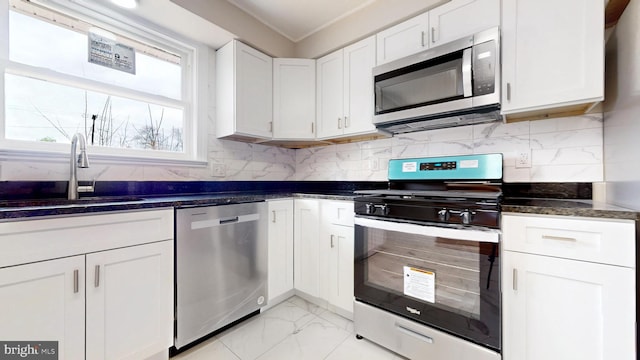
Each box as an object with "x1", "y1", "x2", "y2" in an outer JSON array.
[
  {"x1": 2, "y1": 0, "x2": 194, "y2": 157},
  {"x1": 5, "y1": 73, "x2": 184, "y2": 151}
]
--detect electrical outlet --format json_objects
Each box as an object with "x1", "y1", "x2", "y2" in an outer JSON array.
[
  {"x1": 369, "y1": 159, "x2": 379, "y2": 171},
  {"x1": 210, "y1": 163, "x2": 226, "y2": 177},
  {"x1": 516, "y1": 149, "x2": 532, "y2": 168}
]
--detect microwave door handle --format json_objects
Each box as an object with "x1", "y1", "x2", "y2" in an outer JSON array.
[{"x1": 462, "y1": 48, "x2": 473, "y2": 98}]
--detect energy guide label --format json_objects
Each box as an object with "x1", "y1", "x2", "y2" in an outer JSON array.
[{"x1": 404, "y1": 266, "x2": 435, "y2": 303}]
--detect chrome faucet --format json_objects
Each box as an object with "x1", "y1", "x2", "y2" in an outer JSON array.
[{"x1": 68, "y1": 133, "x2": 90, "y2": 200}]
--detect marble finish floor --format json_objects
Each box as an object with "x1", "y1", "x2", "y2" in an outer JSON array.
[{"x1": 172, "y1": 296, "x2": 406, "y2": 360}]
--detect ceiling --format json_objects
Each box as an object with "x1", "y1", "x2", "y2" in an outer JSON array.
[{"x1": 226, "y1": 0, "x2": 377, "y2": 42}]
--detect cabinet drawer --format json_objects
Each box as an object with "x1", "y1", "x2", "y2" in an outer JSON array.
[
  {"x1": 0, "y1": 209, "x2": 174, "y2": 268},
  {"x1": 502, "y1": 214, "x2": 635, "y2": 267}
]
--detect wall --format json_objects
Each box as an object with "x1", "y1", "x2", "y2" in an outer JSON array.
[
  {"x1": 295, "y1": 114, "x2": 603, "y2": 183},
  {"x1": 169, "y1": 0, "x2": 295, "y2": 57},
  {"x1": 603, "y1": 0, "x2": 640, "y2": 210}
]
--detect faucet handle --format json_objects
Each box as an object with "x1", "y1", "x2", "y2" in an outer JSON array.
[{"x1": 78, "y1": 179, "x2": 96, "y2": 193}]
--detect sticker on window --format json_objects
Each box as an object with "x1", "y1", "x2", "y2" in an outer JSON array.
[
  {"x1": 404, "y1": 266, "x2": 435, "y2": 303},
  {"x1": 402, "y1": 162, "x2": 418, "y2": 172},
  {"x1": 88, "y1": 32, "x2": 136, "y2": 74}
]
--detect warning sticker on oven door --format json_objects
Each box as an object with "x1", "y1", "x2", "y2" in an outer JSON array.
[{"x1": 404, "y1": 266, "x2": 435, "y2": 303}]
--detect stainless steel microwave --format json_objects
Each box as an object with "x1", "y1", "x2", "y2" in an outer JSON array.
[{"x1": 373, "y1": 27, "x2": 500, "y2": 134}]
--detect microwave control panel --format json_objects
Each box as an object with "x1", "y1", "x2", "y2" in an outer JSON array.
[{"x1": 472, "y1": 40, "x2": 496, "y2": 96}]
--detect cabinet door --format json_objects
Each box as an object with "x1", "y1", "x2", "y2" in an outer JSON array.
[
  {"x1": 273, "y1": 59, "x2": 316, "y2": 140},
  {"x1": 322, "y1": 200, "x2": 354, "y2": 227},
  {"x1": 316, "y1": 49, "x2": 344, "y2": 139},
  {"x1": 293, "y1": 199, "x2": 321, "y2": 297},
  {"x1": 328, "y1": 224, "x2": 354, "y2": 316},
  {"x1": 429, "y1": 0, "x2": 500, "y2": 47},
  {"x1": 343, "y1": 36, "x2": 376, "y2": 136},
  {"x1": 376, "y1": 12, "x2": 429, "y2": 65},
  {"x1": 267, "y1": 199, "x2": 294, "y2": 302},
  {"x1": 235, "y1": 41, "x2": 273, "y2": 138},
  {"x1": 501, "y1": 0, "x2": 604, "y2": 115},
  {"x1": 86, "y1": 241, "x2": 173, "y2": 360},
  {"x1": 0, "y1": 256, "x2": 85, "y2": 360},
  {"x1": 503, "y1": 251, "x2": 636, "y2": 360}
]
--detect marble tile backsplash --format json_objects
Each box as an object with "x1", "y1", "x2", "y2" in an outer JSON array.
[
  {"x1": 295, "y1": 113, "x2": 604, "y2": 183},
  {"x1": 0, "y1": 113, "x2": 602, "y2": 183}
]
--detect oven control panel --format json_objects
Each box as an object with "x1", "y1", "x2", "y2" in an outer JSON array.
[{"x1": 388, "y1": 153, "x2": 503, "y2": 181}]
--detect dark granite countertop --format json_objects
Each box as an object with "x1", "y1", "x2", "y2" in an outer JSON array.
[
  {"x1": 502, "y1": 198, "x2": 639, "y2": 221},
  {"x1": 0, "y1": 192, "x2": 361, "y2": 220}
]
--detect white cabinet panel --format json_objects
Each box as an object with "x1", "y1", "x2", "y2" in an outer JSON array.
[
  {"x1": 317, "y1": 36, "x2": 377, "y2": 139},
  {"x1": 86, "y1": 240, "x2": 174, "y2": 360},
  {"x1": 327, "y1": 224, "x2": 354, "y2": 316},
  {"x1": 376, "y1": 12, "x2": 429, "y2": 65},
  {"x1": 316, "y1": 49, "x2": 344, "y2": 139},
  {"x1": 267, "y1": 199, "x2": 294, "y2": 302},
  {"x1": 343, "y1": 36, "x2": 376, "y2": 135},
  {"x1": 294, "y1": 199, "x2": 321, "y2": 297},
  {"x1": 503, "y1": 251, "x2": 635, "y2": 360},
  {"x1": 216, "y1": 40, "x2": 273, "y2": 140},
  {"x1": 502, "y1": 214, "x2": 636, "y2": 360},
  {"x1": 0, "y1": 256, "x2": 85, "y2": 360},
  {"x1": 501, "y1": 0, "x2": 604, "y2": 116},
  {"x1": 429, "y1": 0, "x2": 500, "y2": 47},
  {"x1": 273, "y1": 59, "x2": 316, "y2": 139}
]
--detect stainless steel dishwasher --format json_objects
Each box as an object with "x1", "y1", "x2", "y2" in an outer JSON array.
[{"x1": 174, "y1": 201, "x2": 268, "y2": 350}]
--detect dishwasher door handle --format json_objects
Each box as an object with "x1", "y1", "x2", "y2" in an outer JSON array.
[
  {"x1": 191, "y1": 213, "x2": 260, "y2": 230},
  {"x1": 220, "y1": 216, "x2": 239, "y2": 224}
]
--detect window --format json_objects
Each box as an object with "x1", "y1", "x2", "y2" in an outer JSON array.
[{"x1": 0, "y1": 0, "x2": 206, "y2": 163}]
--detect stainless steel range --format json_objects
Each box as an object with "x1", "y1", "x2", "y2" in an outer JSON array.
[{"x1": 353, "y1": 154, "x2": 502, "y2": 360}]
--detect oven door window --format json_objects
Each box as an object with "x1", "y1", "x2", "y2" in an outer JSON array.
[
  {"x1": 354, "y1": 222, "x2": 500, "y2": 351},
  {"x1": 374, "y1": 50, "x2": 466, "y2": 115}
]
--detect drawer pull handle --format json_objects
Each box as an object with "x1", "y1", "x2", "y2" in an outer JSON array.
[
  {"x1": 396, "y1": 324, "x2": 434, "y2": 344},
  {"x1": 513, "y1": 268, "x2": 518, "y2": 291},
  {"x1": 542, "y1": 235, "x2": 577, "y2": 242}
]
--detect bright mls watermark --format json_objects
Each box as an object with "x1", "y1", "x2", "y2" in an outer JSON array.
[{"x1": 0, "y1": 342, "x2": 58, "y2": 359}]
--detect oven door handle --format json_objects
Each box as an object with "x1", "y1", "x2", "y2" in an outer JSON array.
[{"x1": 354, "y1": 216, "x2": 499, "y2": 243}]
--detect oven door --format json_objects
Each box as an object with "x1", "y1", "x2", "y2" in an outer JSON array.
[{"x1": 354, "y1": 216, "x2": 501, "y2": 351}]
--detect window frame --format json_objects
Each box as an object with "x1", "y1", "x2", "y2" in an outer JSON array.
[{"x1": 0, "y1": 0, "x2": 208, "y2": 166}]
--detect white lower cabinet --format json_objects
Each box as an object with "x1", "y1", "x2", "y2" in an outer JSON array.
[
  {"x1": 0, "y1": 209, "x2": 174, "y2": 360},
  {"x1": 267, "y1": 199, "x2": 295, "y2": 303},
  {"x1": 0, "y1": 255, "x2": 85, "y2": 359},
  {"x1": 502, "y1": 214, "x2": 636, "y2": 360},
  {"x1": 325, "y1": 222, "x2": 354, "y2": 317},
  {"x1": 86, "y1": 241, "x2": 173, "y2": 360},
  {"x1": 294, "y1": 198, "x2": 355, "y2": 318},
  {"x1": 294, "y1": 198, "x2": 321, "y2": 297}
]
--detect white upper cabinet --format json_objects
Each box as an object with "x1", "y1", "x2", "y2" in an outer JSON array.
[
  {"x1": 429, "y1": 0, "x2": 500, "y2": 47},
  {"x1": 273, "y1": 59, "x2": 316, "y2": 140},
  {"x1": 316, "y1": 49, "x2": 345, "y2": 139},
  {"x1": 216, "y1": 40, "x2": 273, "y2": 140},
  {"x1": 376, "y1": 12, "x2": 429, "y2": 65},
  {"x1": 501, "y1": 0, "x2": 604, "y2": 119},
  {"x1": 343, "y1": 36, "x2": 377, "y2": 136},
  {"x1": 376, "y1": 0, "x2": 499, "y2": 65},
  {"x1": 317, "y1": 36, "x2": 377, "y2": 139}
]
